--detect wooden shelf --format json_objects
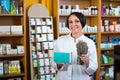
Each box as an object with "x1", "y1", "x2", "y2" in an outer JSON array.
[
  {"x1": 101, "y1": 32, "x2": 120, "y2": 34},
  {"x1": 29, "y1": 16, "x2": 55, "y2": 80},
  {"x1": 0, "y1": 54, "x2": 24, "y2": 58},
  {"x1": 102, "y1": 15, "x2": 120, "y2": 18},
  {"x1": 59, "y1": 14, "x2": 98, "y2": 17},
  {"x1": 0, "y1": 73, "x2": 25, "y2": 78},
  {"x1": 52, "y1": 0, "x2": 101, "y2": 80},
  {"x1": 0, "y1": 34, "x2": 24, "y2": 37},
  {"x1": 103, "y1": 0, "x2": 120, "y2": 2},
  {"x1": 0, "y1": 0, "x2": 27, "y2": 80},
  {"x1": 0, "y1": 14, "x2": 24, "y2": 17},
  {"x1": 32, "y1": 57, "x2": 51, "y2": 60},
  {"x1": 47, "y1": 0, "x2": 120, "y2": 80},
  {"x1": 101, "y1": 63, "x2": 114, "y2": 66},
  {"x1": 101, "y1": 48, "x2": 114, "y2": 51},
  {"x1": 100, "y1": 7, "x2": 120, "y2": 78}
]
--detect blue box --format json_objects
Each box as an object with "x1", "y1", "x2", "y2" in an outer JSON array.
[
  {"x1": 53, "y1": 51, "x2": 71, "y2": 63},
  {"x1": 1, "y1": 0, "x2": 10, "y2": 14}
]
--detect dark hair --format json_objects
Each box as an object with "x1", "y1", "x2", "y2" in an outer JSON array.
[{"x1": 66, "y1": 12, "x2": 86, "y2": 28}]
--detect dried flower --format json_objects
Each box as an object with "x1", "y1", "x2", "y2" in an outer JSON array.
[{"x1": 76, "y1": 40, "x2": 88, "y2": 65}]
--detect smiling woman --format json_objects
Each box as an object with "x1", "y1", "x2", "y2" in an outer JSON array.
[
  {"x1": 51, "y1": 12, "x2": 98, "y2": 80},
  {"x1": 66, "y1": 12, "x2": 86, "y2": 39}
]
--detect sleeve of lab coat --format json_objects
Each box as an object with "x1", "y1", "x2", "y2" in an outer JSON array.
[{"x1": 85, "y1": 41, "x2": 98, "y2": 75}]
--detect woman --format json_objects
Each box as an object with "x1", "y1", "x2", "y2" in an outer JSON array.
[{"x1": 52, "y1": 12, "x2": 98, "y2": 80}]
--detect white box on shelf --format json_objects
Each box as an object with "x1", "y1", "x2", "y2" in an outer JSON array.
[
  {"x1": 36, "y1": 26, "x2": 41, "y2": 33},
  {"x1": 47, "y1": 27, "x2": 53, "y2": 33},
  {"x1": 17, "y1": 45, "x2": 24, "y2": 54},
  {"x1": 0, "y1": 26, "x2": 10, "y2": 35},
  {"x1": 42, "y1": 42, "x2": 48, "y2": 50},
  {"x1": 48, "y1": 42, "x2": 54, "y2": 49},
  {"x1": 46, "y1": 18, "x2": 52, "y2": 25},
  {"x1": 42, "y1": 34, "x2": 47, "y2": 41},
  {"x1": 10, "y1": 49, "x2": 17, "y2": 54},
  {"x1": 48, "y1": 34, "x2": 54, "y2": 41},
  {"x1": 0, "y1": 61, "x2": 3, "y2": 76},
  {"x1": 30, "y1": 19, "x2": 35, "y2": 25},
  {"x1": 36, "y1": 35, "x2": 41, "y2": 42},
  {"x1": 36, "y1": 20, "x2": 42, "y2": 25},
  {"x1": 2, "y1": 44, "x2": 7, "y2": 55},
  {"x1": 42, "y1": 26, "x2": 47, "y2": 33},
  {"x1": 6, "y1": 44, "x2": 11, "y2": 55},
  {"x1": 11, "y1": 25, "x2": 23, "y2": 34}
]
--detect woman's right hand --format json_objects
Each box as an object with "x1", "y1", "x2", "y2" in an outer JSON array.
[{"x1": 80, "y1": 54, "x2": 89, "y2": 66}]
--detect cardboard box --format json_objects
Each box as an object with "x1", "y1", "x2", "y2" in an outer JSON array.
[
  {"x1": 17, "y1": 45, "x2": 24, "y2": 54},
  {"x1": 0, "y1": 26, "x2": 10, "y2": 35},
  {"x1": 11, "y1": 25, "x2": 23, "y2": 34}
]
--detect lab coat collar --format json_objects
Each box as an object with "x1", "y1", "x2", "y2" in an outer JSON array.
[{"x1": 68, "y1": 33, "x2": 85, "y2": 42}]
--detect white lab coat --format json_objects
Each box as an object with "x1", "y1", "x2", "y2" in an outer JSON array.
[{"x1": 52, "y1": 34, "x2": 98, "y2": 80}]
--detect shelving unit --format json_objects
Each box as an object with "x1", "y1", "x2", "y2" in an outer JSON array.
[
  {"x1": 101, "y1": 0, "x2": 120, "y2": 80},
  {"x1": 29, "y1": 16, "x2": 55, "y2": 80},
  {"x1": 53, "y1": 0, "x2": 101, "y2": 80},
  {"x1": 0, "y1": 0, "x2": 27, "y2": 80},
  {"x1": 51, "y1": 0, "x2": 120, "y2": 80},
  {"x1": 53, "y1": 0, "x2": 101, "y2": 38},
  {"x1": 28, "y1": 4, "x2": 56, "y2": 80}
]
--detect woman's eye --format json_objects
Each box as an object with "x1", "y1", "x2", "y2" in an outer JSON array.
[
  {"x1": 75, "y1": 20, "x2": 80, "y2": 23},
  {"x1": 68, "y1": 20, "x2": 80, "y2": 24}
]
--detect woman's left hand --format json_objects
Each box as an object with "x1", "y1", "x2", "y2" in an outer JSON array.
[{"x1": 80, "y1": 54, "x2": 89, "y2": 65}]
